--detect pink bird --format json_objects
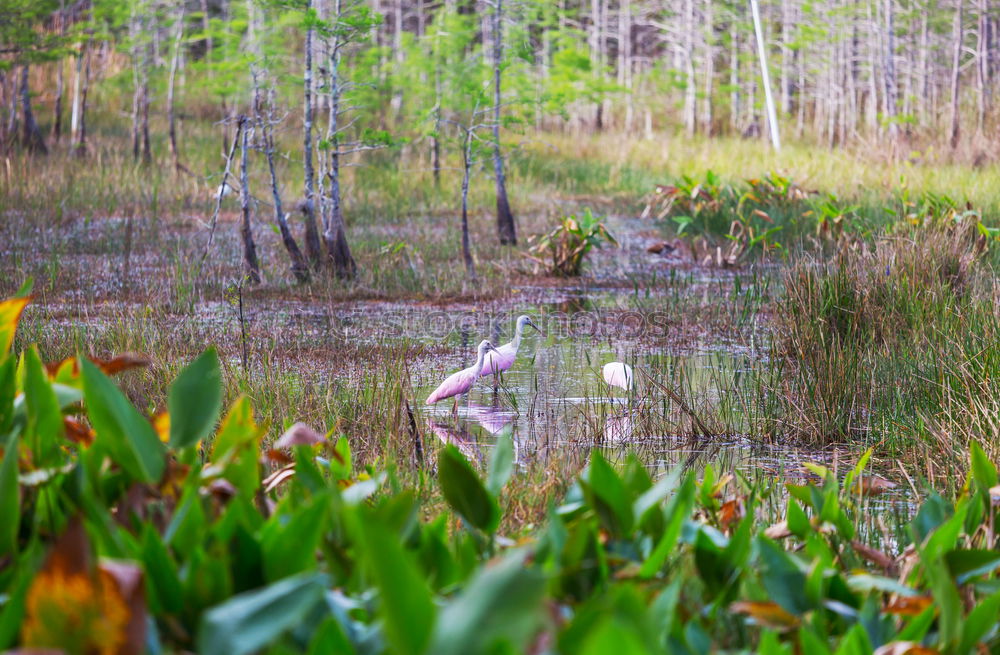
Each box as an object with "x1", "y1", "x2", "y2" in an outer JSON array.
[
  {"x1": 480, "y1": 315, "x2": 543, "y2": 389},
  {"x1": 426, "y1": 340, "x2": 500, "y2": 414},
  {"x1": 602, "y1": 362, "x2": 634, "y2": 391}
]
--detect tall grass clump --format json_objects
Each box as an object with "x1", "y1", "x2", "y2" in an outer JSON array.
[{"x1": 767, "y1": 217, "x2": 1000, "y2": 452}]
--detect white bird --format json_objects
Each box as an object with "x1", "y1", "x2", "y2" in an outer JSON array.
[
  {"x1": 602, "y1": 362, "x2": 633, "y2": 391},
  {"x1": 427, "y1": 340, "x2": 500, "y2": 415},
  {"x1": 480, "y1": 315, "x2": 543, "y2": 389}
]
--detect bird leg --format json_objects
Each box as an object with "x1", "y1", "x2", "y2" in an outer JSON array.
[
  {"x1": 451, "y1": 396, "x2": 459, "y2": 417},
  {"x1": 492, "y1": 371, "x2": 500, "y2": 392}
]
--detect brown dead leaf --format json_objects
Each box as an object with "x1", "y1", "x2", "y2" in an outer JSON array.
[
  {"x1": 646, "y1": 241, "x2": 676, "y2": 254},
  {"x1": 98, "y1": 559, "x2": 148, "y2": 655},
  {"x1": 90, "y1": 353, "x2": 152, "y2": 376},
  {"x1": 764, "y1": 521, "x2": 792, "y2": 539},
  {"x1": 263, "y1": 465, "x2": 296, "y2": 494},
  {"x1": 851, "y1": 541, "x2": 896, "y2": 572},
  {"x1": 274, "y1": 422, "x2": 325, "y2": 450},
  {"x1": 752, "y1": 209, "x2": 774, "y2": 223},
  {"x1": 885, "y1": 595, "x2": 933, "y2": 616},
  {"x1": 873, "y1": 642, "x2": 939, "y2": 655},
  {"x1": 45, "y1": 356, "x2": 77, "y2": 378},
  {"x1": 63, "y1": 417, "x2": 94, "y2": 446},
  {"x1": 265, "y1": 449, "x2": 295, "y2": 465},
  {"x1": 719, "y1": 497, "x2": 745, "y2": 529},
  {"x1": 854, "y1": 475, "x2": 898, "y2": 496},
  {"x1": 207, "y1": 478, "x2": 238, "y2": 500},
  {"x1": 730, "y1": 601, "x2": 800, "y2": 630}
]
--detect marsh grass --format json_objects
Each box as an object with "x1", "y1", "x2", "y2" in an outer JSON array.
[{"x1": 753, "y1": 219, "x2": 1000, "y2": 454}]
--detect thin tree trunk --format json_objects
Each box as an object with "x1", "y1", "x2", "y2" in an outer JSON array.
[
  {"x1": 492, "y1": 0, "x2": 516, "y2": 245},
  {"x1": 168, "y1": 4, "x2": 186, "y2": 171},
  {"x1": 261, "y1": 90, "x2": 309, "y2": 283},
  {"x1": 324, "y1": 0, "x2": 358, "y2": 279},
  {"x1": 432, "y1": 64, "x2": 442, "y2": 187},
  {"x1": 750, "y1": 0, "x2": 781, "y2": 150},
  {"x1": 683, "y1": 0, "x2": 697, "y2": 135},
  {"x1": 52, "y1": 0, "x2": 66, "y2": 141},
  {"x1": 883, "y1": 0, "x2": 898, "y2": 141},
  {"x1": 976, "y1": 0, "x2": 987, "y2": 134},
  {"x1": 239, "y1": 118, "x2": 261, "y2": 285},
  {"x1": 20, "y1": 66, "x2": 46, "y2": 154},
  {"x1": 141, "y1": 42, "x2": 152, "y2": 165},
  {"x1": 302, "y1": 0, "x2": 323, "y2": 268},
  {"x1": 701, "y1": 0, "x2": 715, "y2": 134},
  {"x1": 950, "y1": 0, "x2": 963, "y2": 148},
  {"x1": 460, "y1": 129, "x2": 476, "y2": 280}
]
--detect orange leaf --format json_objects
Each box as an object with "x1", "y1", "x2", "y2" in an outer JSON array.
[
  {"x1": 719, "y1": 497, "x2": 745, "y2": 529},
  {"x1": 873, "y1": 642, "x2": 939, "y2": 655},
  {"x1": 0, "y1": 296, "x2": 30, "y2": 355},
  {"x1": 752, "y1": 209, "x2": 774, "y2": 223},
  {"x1": 885, "y1": 595, "x2": 933, "y2": 616},
  {"x1": 851, "y1": 540, "x2": 896, "y2": 571},
  {"x1": 63, "y1": 417, "x2": 95, "y2": 446},
  {"x1": 854, "y1": 475, "x2": 898, "y2": 496},
  {"x1": 90, "y1": 353, "x2": 151, "y2": 376},
  {"x1": 730, "y1": 601, "x2": 800, "y2": 630}
]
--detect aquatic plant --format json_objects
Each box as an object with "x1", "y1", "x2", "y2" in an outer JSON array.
[
  {"x1": 526, "y1": 208, "x2": 618, "y2": 277},
  {"x1": 5, "y1": 291, "x2": 1000, "y2": 653}
]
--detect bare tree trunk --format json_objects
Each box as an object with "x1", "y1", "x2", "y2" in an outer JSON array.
[
  {"x1": 324, "y1": 0, "x2": 358, "y2": 280},
  {"x1": 730, "y1": 18, "x2": 741, "y2": 132},
  {"x1": 460, "y1": 129, "x2": 476, "y2": 280},
  {"x1": 20, "y1": 66, "x2": 46, "y2": 154},
  {"x1": 140, "y1": 42, "x2": 152, "y2": 165},
  {"x1": 261, "y1": 89, "x2": 309, "y2": 283},
  {"x1": 701, "y1": 0, "x2": 715, "y2": 134},
  {"x1": 301, "y1": 0, "x2": 324, "y2": 269},
  {"x1": 432, "y1": 64, "x2": 442, "y2": 187},
  {"x1": 750, "y1": 0, "x2": 781, "y2": 150},
  {"x1": 918, "y1": 10, "x2": 929, "y2": 124},
  {"x1": 239, "y1": 118, "x2": 261, "y2": 285},
  {"x1": 950, "y1": 0, "x2": 963, "y2": 148},
  {"x1": 977, "y1": 0, "x2": 988, "y2": 134},
  {"x1": 168, "y1": 4, "x2": 186, "y2": 172},
  {"x1": 492, "y1": 0, "x2": 517, "y2": 245},
  {"x1": 883, "y1": 0, "x2": 898, "y2": 141},
  {"x1": 682, "y1": 0, "x2": 697, "y2": 135},
  {"x1": 52, "y1": 0, "x2": 66, "y2": 141}
]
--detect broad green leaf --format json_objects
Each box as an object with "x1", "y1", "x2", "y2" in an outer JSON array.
[
  {"x1": 970, "y1": 441, "x2": 998, "y2": 492},
  {"x1": 0, "y1": 297, "x2": 30, "y2": 356},
  {"x1": 23, "y1": 346, "x2": 62, "y2": 467},
  {"x1": 944, "y1": 549, "x2": 1000, "y2": 584},
  {"x1": 197, "y1": 573, "x2": 328, "y2": 655},
  {"x1": 211, "y1": 396, "x2": 264, "y2": 497},
  {"x1": 756, "y1": 537, "x2": 811, "y2": 616},
  {"x1": 438, "y1": 444, "x2": 500, "y2": 534},
  {"x1": 352, "y1": 509, "x2": 436, "y2": 655},
  {"x1": 430, "y1": 550, "x2": 546, "y2": 655},
  {"x1": 0, "y1": 357, "x2": 15, "y2": 436},
  {"x1": 260, "y1": 497, "x2": 328, "y2": 581},
  {"x1": 0, "y1": 432, "x2": 20, "y2": 557},
  {"x1": 486, "y1": 432, "x2": 514, "y2": 497},
  {"x1": 168, "y1": 347, "x2": 223, "y2": 450},
  {"x1": 80, "y1": 357, "x2": 165, "y2": 483},
  {"x1": 910, "y1": 492, "x2": 952, "y2": 544},
  {"x1": 959, "y1": 589, "x2": 1000, "y2": 654},
  {"x1": 580, "y1": 450, "x2": 634, "y2": 536},
  {"x1": 141, "y1": 524, "x2": 184, "y2": 615},
  {"x1": 639, "y1": 475, "x2": 695, "y2": 578}
]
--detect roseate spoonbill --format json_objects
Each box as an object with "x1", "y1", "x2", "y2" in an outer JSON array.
[
  {"x1": 426, "y1": 340, "x2": 500, "y2": 414},
  {"x1": 480, "y1": 315, "x2": 543, "y2": 389},
  {"x1": 602, "y1": 362, "x2": 633, "y2": 391}
]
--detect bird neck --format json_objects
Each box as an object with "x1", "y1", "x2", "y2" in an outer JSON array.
[
  {"x1": 472, "y1": 347, "x2": 488, "y2": 376},
  {"x1": 511, "y1": 323, "x2": 525, "y2": 352}
]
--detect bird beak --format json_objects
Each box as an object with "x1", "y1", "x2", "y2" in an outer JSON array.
[{"x1": 527, "y1": 320, "x2": 545, "y2": 337}]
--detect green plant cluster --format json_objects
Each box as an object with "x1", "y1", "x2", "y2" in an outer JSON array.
[{"x1": 5, "y1": 294, "x2": 1000, "y2": 654}]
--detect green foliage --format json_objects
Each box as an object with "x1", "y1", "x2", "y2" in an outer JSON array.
[
  {"x1": 528, "y1": 208, "x2": 618, "y2": 276},
  {"x1": 7, "y1": 294, "x2": 1000, "y2": 654}
]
